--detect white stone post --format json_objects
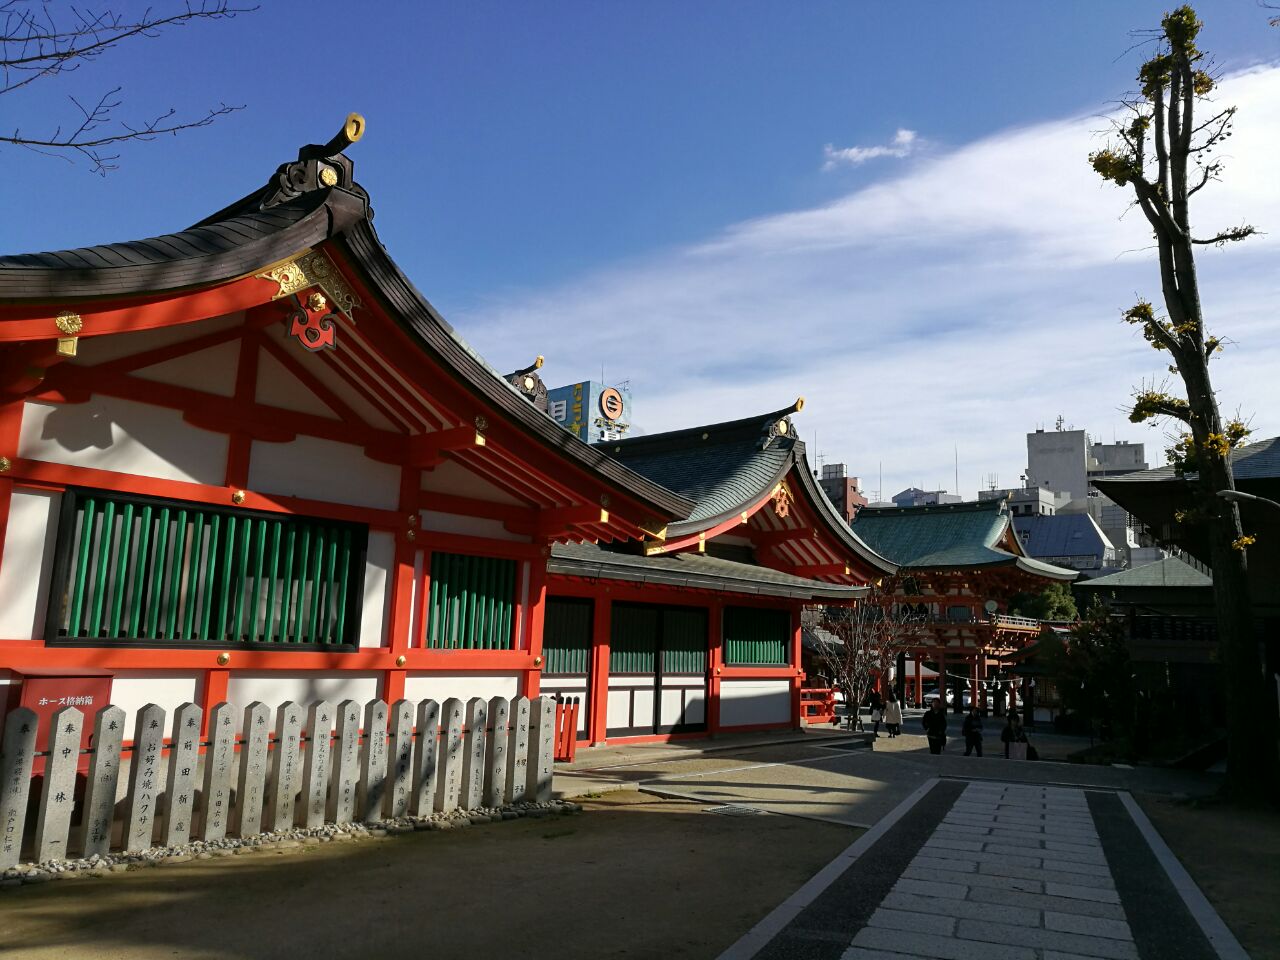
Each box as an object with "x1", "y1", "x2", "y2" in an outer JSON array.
[
  {"x1": 81, "y1": 705, "x2": 125, "y2": 858},
  {"x1": 200, "y1": 703, "x2": 236, "y2": 842},
  {"x1": 162, "y1": 702, "x2": 202, "y2": 847},
  {"x1": 328, "y1": 700, "x2": 361, "y2": 825},
  {"x1": 234, "y1": 702, "x2": 270, "y2": 838},
  {"x1": 0, "y1": 708, "x2": 38, "y2": 869},
  {"x1": 435, "y1": 698, "x2": 464, "y2": 813},
  {"x1": 484, "y1": 696, "x2": 510, "y2": 808},
  {"x1": 359, "y1": 699, "x2": 389, "y2": 823},
  {"x1": 34, "y1": 706, "x2": 82, "y2": 862},
  {"x1": 299, "y1": 701, "x2": 333, "y2": 830},
  {"x1": 122, "y1": 704, "x2": 166, "y2": 852},
  {"x1": 410, "y1": 700, "x2": 440, "y2": 817}
]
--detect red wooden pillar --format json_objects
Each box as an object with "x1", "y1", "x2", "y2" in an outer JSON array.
[
  {"x1": 521, "y1": 553, "x2": 548, "y2": 698},
  {"x1": 971, "y1": 657, "x2": 980, "y2": 709},
  {"x1": 936, "y1": 649, "x2": 947, "y2": 707},
  {"x1": 913, "y1": 655, "x2": 923, "y2": 707},
  {"x1": 383, "y1": 466, "x2": 419, "y2": 703},
  {"x1": 200, "y1": 669, "x2": 229, "y2": 737},
  {"x1": 0, "y1": 399, "x2": 24, "y2": 590},
  {"x1": 587, "y1": 590, "x2": 612, "y2": 744},
  {"x1": 790, "y1": 604, "x2": 803, "y2": 729},
  {"x1": 707, "y1": 599, "x2": 724, "y2": 735}
]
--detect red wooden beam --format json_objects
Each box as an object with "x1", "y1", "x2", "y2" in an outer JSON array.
[
  {"x1": 8, "y1": 458, "x2": 404, "y2": 529},
  {"x1": 406, "y1": 426, "x2": 485, "y2": 468}
]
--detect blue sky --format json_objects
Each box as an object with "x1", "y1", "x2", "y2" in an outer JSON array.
[{"x1": 5, "y1": 2, "x2": 1279, "y2": 500}]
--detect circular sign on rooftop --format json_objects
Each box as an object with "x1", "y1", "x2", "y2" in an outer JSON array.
[{"x1": 600, "y1": 387, "x2": 624, "y2": 421}]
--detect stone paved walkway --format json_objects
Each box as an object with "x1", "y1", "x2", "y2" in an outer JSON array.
[
  {"x1": 845, "y1": 782, "x2": 1135, "y2": 960},
  {"x1": 725, "y1": 777, "x2": 1241, "y2": 960}
]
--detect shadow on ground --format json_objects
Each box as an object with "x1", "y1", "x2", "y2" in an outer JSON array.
[{"x1": 0, "y1": 794, "x2": 856, "y2": 960}]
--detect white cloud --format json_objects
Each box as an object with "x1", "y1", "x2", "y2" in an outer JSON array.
[
  {"x1": 456, "y1": 65, "x2": 1280, "y2": 503},
  {"x1": 823, "y1": 128, "x2": 919, "y2": 170}
]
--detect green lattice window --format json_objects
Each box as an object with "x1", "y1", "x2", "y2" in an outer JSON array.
[
  {"x1": 542, "y1": 598, "x2": 592, "y2": 674},
  {"x1": 425, "y1": 552, "x2": 517, "y2": 649},
  {"x1": 609, "y1": 604, "x2": 707, "y2": 675},
  {"x1": 47, "y1": 489, "x2": 366, "y2": 647},
  {"x1": 723, "y1": 606, "x2": 790, "y2": 665},
  {"x1": 609, "y1": 604, "x2": 658, "y2": 674}
]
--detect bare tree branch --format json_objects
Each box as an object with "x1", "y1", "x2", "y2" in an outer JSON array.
[{"x1": 0, "y1": 1, "x2": 255, "y2": 173}]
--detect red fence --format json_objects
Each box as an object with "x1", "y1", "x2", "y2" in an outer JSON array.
[
  {"x1": 799, "y1": 688, "x2": 837, "y2": 726},
  {"x1": 553, "y1": 697, "x2": 581, "y2": 762}
]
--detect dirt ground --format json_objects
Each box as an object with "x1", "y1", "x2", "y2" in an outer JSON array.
[
  {"x1": 0, "y1": 792, "x2": 856, "y2": 960},
  {"x1": 1137, "y1": 793, "x2": 1280, "y2": 960}
]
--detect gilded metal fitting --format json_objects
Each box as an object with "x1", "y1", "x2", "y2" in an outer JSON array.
[
  {"x1": 395, "y1": 655, "x2": 407, "y2": 667},
  {"x1": 216, "y1": 652, "x2": 231, "y2": 666},
  {"x1": 231, "y1": 490, "x2": 247, "y2": 505}
]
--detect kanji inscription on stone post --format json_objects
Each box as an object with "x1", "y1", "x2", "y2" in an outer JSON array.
[
  {"x1": 81, "y1": 705, "x2": 125, "y2": 858},
  {"x1": 162, "y1": 702, "x2": 202, "y2": 847}
]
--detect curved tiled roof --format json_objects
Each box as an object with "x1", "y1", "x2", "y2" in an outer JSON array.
[
  {"x1": 0, "y1": 189, "x2": 365, "y2": 301},
  {"x1": 0, "y1": 131, "x2": 694, "y2": 524},
  {"x1": 852, "y1": 499, "x2": 1076, "y2": 580},
  {"x1": 549, "y1": 542, "x2": 868, "y2": 601},
  {"x1": 603, "y1": 407, "x2": 798, "y2": 526}
]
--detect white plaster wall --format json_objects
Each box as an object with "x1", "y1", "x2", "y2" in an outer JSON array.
[
  {"x1": 224, "y1": 672, "x2": 380, "y2": 721},
  {"x1": 254, "y1": 348, "x2": 338, "y2": 418},
  {"x1": 401, "y1": 672, "x2": 520, "y2": 704},
  {"x1": 0, "y1": 489, "x2": 60, "y2": 640},
  {"x1": 68, "y1": 312, "x2": 243, "y2": 366},
  {"x1": 420, "y1": 460, "x2": 523, "y2": 505},
  {"x1": 420, "y1": 510, "x2": 527, "y2": 542},
  {"x1": 19, "y1": 397, "x2": 228, "y2": 485},
  {"x1": 361, "y1": 531, "x2": 394, "y2": 648},
  {"x1": 132, "y1": 340, "x2": 239, "y2": 397},
  {"x1": 247, "y1": 436, "x2": 399, "y2": 511},
  {"x1": 108, "y1": 672, "x2": 201, "y2": 723},
  {"x1": 719, "y1": 679, "x2": 792, "y2": 727}
]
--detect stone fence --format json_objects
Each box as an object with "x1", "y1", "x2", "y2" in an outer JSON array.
[{"x1": 0, "y1": 694, "x2": 556, "y2": 870}]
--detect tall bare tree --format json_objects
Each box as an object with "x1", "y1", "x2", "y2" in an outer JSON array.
[
  {"x1": 810, "y1": 583, "x2": 927, "y2": 729},
  {"x1": 1, "y1": 1, "x2": 253, "y2": 174},
  {"x1": 1089, "y1": 5, "x2": 1277, "y2": 799}
]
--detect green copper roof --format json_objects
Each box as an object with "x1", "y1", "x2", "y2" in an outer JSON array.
[
  {"x1": 851, "y1": 499, "x2": 1076, "y2": 580},
  {"x1": 1076, "y1": 557, "x2": 1211, "y2": 590},
  {"x1": 603, "y1": 406, "x2": 797, "y2": 526}
]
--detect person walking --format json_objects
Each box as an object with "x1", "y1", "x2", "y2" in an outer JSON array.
[
  {"x1": 922, "y1": 697, "x2": 947, "y2": 754},
  {"x1": 884, "y1": 693, "x2": 903, "y2": 738},
  {"x1": 962, "y1": 705, "x2": 984, "y2": 757},
  {"x1": 869, "y1": 693, "x2": 883, "y2": 738},
  {"x1": 1002, "y1": 712, "x2": 1028, "y2": 760}
]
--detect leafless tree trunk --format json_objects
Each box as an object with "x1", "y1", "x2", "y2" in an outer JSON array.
[
  {"x1": 810, "y1": 581, "x2": 926, "y2": 730},
  {"x1": 1089, "y1": 4, "x2": 1278, "y2": 799}
]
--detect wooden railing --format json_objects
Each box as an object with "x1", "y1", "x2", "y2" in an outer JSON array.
[
  {"x1": 552, "y1": 696, "x2": 581, "y2": 762},
  {"x1": 799, "y1": 688, "x2": 838, "y2": 726}
]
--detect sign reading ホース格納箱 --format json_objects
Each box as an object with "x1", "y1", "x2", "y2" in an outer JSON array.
[{"x1": 13, "y1": 674, "x2": 113, "y2": 757}]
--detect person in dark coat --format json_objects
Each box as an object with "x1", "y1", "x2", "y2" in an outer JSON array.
[
  {"x1": 922, "y1": 698, "x2": 947, "y2": 754},
  {"x1": 1002, "y1": 712, "x2": 1028, "y2": 759},
  {"x1": 962, "y1": 705, "x2": 984, "y2": 757}
]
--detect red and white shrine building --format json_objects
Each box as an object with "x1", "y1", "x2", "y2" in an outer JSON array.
[{"x1": 0, "y1": 121, "x2": 896, "y2": 745}]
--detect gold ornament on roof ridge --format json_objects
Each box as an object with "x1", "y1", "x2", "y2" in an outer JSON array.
[{"x1": 258, "y1": 249, "x2": 361, "y2": 319}]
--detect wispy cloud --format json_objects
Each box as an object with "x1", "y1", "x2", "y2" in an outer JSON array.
[
  {"x1": 458, "y1": 66, "x2": 1280, "y2": 502},
  {"x1": 822, "y1": 128, "x2": 919, "y2": 170}
]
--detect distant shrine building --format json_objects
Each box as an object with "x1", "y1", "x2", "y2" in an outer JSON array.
[
  {"x1": 0, "y1": 120, "x2": 905, "y2": 744},
  {"x1": 851, "y1": 500, "x2": 1077, "y2": 712}
]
